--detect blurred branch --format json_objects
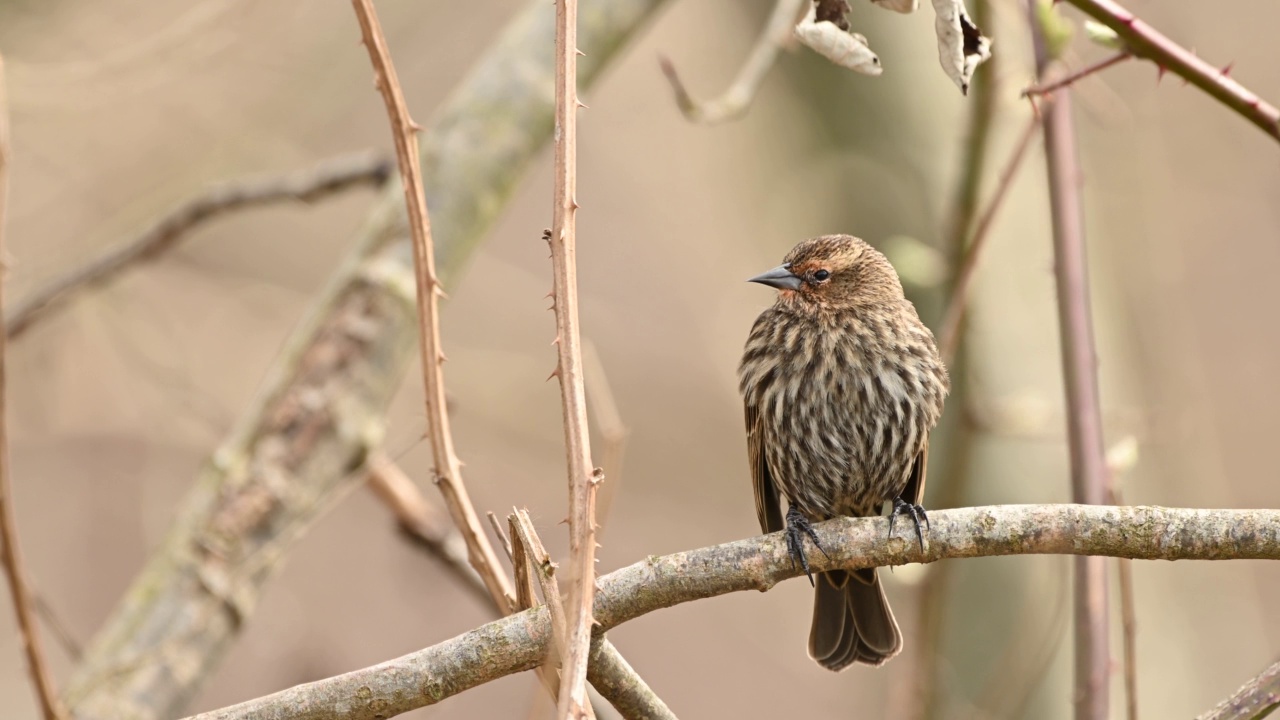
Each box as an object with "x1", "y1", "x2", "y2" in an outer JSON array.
[
  {"x1": 1061, "y1": 0, "x2": 1280, "y2": 143},
  {"x1": 4, "y1": 150, "x2": 392, "y2": 340},
  {"x1": 935, "y1": 113, "x2": 1040, "y2": 367},
  {"x1": 363, "y1": 454, "x2": 489, "y2": 607},
  {"x1": 582, "y1": 340, "x2": 628, "y2": 531},
  {"x1": 184, "y1": 504, "x2": 1280, "y2": 720},
  {"x1": 62, "y1": 2, "x2": 669, "y2": 718},
  {"x1": 658, "y1": 0, "x2": 804, "y2": 124},
  {"x1": 1029, "y1": 5, "x2": 1112, "y2": 719},
  {"x1": 548, "y1": 0, "x2": 601, "y2": 715},
  {"x1": 1022, "y1": 51, "x2": 1131, "y2": 98},
  {"x1": 0, "y1": 53, "x2": 70, "y2": 720},
  {"x1": 1197, "y1": 659, "x2": 1280, "y2": 720}
]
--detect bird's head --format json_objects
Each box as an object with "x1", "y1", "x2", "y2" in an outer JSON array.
[{"x1": 748, "y1": 234, "x2": 904, "y2": 310}]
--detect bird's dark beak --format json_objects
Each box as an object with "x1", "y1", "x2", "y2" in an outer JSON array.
[{"x1": 747, "y1": 264, "x2": 803, "y2": 291}]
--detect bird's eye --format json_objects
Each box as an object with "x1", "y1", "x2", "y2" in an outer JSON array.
[{"x1": 813, "y1": 269, "x2": 831, "y2": 282}]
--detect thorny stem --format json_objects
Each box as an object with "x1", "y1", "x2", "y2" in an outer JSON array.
[
  {"x1": 1062, "y1": 0, "x2": 1280, "y2": 143},
  {"x1": 349, "y1": 0, "x2": 516, "y2": 614},
  {"x1": 1029, "y1": 4, "x2": 1113, "y2": 719},
  {"x1": 0, "y1": 55, "x2": 70, "y2": 720},
  {"x1": 549, "y1": 0, "x2": 600, "y2": 717}
]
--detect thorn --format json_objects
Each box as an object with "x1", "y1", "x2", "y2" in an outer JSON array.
[
  {"x1": 576, "y1": 48, "x2": 586, "y2": 57},
  {"x1": 1155, "y1": 64, "x2": 1168, "y2": 84},
  {"x1": 547, "y1": 367, "x2": 560, "y2": 382},
  {"x1": 570, "y1": 197, "x2": 580, "y2": 211},
  {"x1": 1220, "y1": 62, "x2": 1234, "y2": 77},
  {"x1": 434, "y1": 284, "x2": 449, "y2": 299},
  {"x1": 437, "y1": 351, "x2": 448, "y2": 364},
  {"x1": 551, "y1": 335, "x2": 562, "y2": 346},
  {"x1": 408, "y1": 119, "x2": 424, "y2": 132},
  {"x1": 576, "y1": 100, "x2": 589, "y2": 110}
]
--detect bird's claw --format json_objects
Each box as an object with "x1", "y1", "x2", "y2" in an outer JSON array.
[
  {"x1": 785, "y1": 506, "x2": 829, "y2": 586},
  {"x1": 889, "y1": 496, "x2": 929, "y2": 551}
]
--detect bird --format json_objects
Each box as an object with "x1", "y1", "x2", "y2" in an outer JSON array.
[{"x1": 738, "y1": 234, "x2": 949, "y2": 670}]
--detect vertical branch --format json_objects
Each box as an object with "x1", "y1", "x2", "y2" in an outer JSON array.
[
  {"x1": 0, "y1": 55, "x2": 69, "y2": 720},
  {"x1": 349, "y1": 0, "x2": 516, "y2": 614},
  {"x1": 1027, "y1": 5, "x2": 1112, "y2": 719},
  {"x1": 548, "y1": 0, "x2": 599, "y2": 717}
]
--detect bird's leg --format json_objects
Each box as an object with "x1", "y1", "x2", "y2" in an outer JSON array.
[
  {"x1": 888, "y1": 496, "x2": 928, "y2": 550},
  {"x1": 785, "y1": 505, "x2": 829, "y2": 586}
]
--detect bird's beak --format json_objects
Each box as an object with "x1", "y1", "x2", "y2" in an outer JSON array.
[{"x1": 747, "y1": 264, "x2": 803, "y2": 291}]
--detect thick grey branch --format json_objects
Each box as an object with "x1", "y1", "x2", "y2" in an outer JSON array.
[{"x1": 185, "y1": 504, "x2": 1280, "y2": 720}]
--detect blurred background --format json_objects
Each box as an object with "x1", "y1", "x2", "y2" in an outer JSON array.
[{"x1": 1, "y1": 0, "x2": 1278, "y2": 718}]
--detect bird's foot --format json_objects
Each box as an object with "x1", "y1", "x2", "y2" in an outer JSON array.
[
  {"x1": 785, "y1": 506, "x2": 829, "y2": 586},
  {"x1": 888, "y1": 497, "x2": 929, "y2": 551}
]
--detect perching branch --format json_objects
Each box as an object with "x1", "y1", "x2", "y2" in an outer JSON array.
[
  {"x1": 183, "y1": 504, "x2": 1280, "y2": 720},
  {"x1": 1029, "y1": 6, "x2": 1112, "y2": 719},
  {"x1": 350, "y1": 0, "x2": 517, "y2": 615},
  {"x1": 62, "y1": 2, "x2": 669, "y2": 717},
  {"x1": 658, "y1": 0, "x2": 804, "y2": 124},
  {"x1": 4, "y1": 150, "x2": 391, "y2": 340},
  {"x1": 1061, "y1": 0, "x2": 1280, "y2": 144},
  {"x1": 548, "y1": 0, "x2": 600, "y2": 716},
  {"x1": 1197, "y1": 659, "x2": 1280, "y2": 720},
  {"x1": 0, "y1": 53, "x2": 70, "y2": 720}
]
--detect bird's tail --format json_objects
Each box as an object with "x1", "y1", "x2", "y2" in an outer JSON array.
[{"x1": 808, "y1": 568, "x2": 902, "y2": 670}]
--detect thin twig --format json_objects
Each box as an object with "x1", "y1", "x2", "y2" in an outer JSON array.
[
  {"x1": 1023, "y1": 51, "x2": 1131, "y2": 98},
  {"x1": 936, "y1": 114, "x2": 1041, "y2": 367},
  {"x1": 1029, "y1": 6, "x2": 1112, "y2": 719},
  {"x1": 0, "y1": 55, "x2": 69, "y2": 720},
  {"x1": 183, "y1": 504, "x2": 1280, "y2": 720},
  {"x1": 350, "y1": 0, "x2": 517, "y2": 614},
  {"x1": 363, "y1": 454, "x2": 491, "y2": 608},
  {"x1": 4, "y1": 150, "x2": 391, "y2": 339},
  {"x1": 1196, "y1": 659, "x2": 1280, "y2": 720},
  {"x1": 549, "y1": 0, "x2": 599, "y2": 716},
  {"x1": 488, "y1": 510, "x2": 515, "y2": 562},
  {"x1": 1062, "y1": 0, "x2": 1280, "y2": 143},
  {"x1": 582, "y1": 340, "x2": 628, "y2": 532},
  {"x1": 658, "y1": 0, "x2": 804, "y2": 124}
]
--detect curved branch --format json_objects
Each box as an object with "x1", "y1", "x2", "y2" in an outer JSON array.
[{"x1": 184, "y1": 504, "x2": 1280, "y2": 720}]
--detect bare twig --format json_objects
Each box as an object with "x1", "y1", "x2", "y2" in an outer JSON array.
[
  {"x1": 183, "y1": 504, "x2": 1280, "y2": 720},
  {"x1": 1029, "y1": 6, "x2": 1112, "y2": 719},
  {"x1": 548, "y1": 0, "x2": 599, "y2": 716},
  {"x1": 1062, "y1": 0, "x2": 1280, "y2": 143},
  {"x1": 350, "y1": 0, "x2": 517, "y2": 615},
  {"x1": 488, "y1": 510, "x2": 515, "y2": 562},
  {"x1": 658, "y1": 0, "x2": 804, "y2": 124},
  {"x1": 0, "y1": 55, "x2": 69, "y2": 720},
  {"x1": 64, "y1": 2, "x2": 670, "y2": 717},
  {"x1": 582, "y1": 340, "x2": 628, "y2": 531},
  {"x1": 1197, "y1": 659, "x2": 1280, "y2": 720},
  {"x1": 4, "y1": 150, "x2": 391, "y2": 339},
  {"x1": 936, "y1": 114, "x2": 1041, "y2": 367},
  {"x1": 363, "y1": 454, "x2": 490, "y2": 607},
  {"x1": 1023, "y1": 51, "x2": 1131, "y2": 98}
]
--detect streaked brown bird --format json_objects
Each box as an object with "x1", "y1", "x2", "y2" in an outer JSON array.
[{"x1": 739, "y1": 234, "x2": 949, "y2": 670}]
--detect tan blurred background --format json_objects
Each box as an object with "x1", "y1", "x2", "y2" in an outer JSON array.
[{"x1": 1, "y1": 0, "x2": 1278, "y2": 718}]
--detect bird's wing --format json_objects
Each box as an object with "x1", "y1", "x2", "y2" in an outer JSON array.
[
  {"x1": 901, "y1": 438, "x2": 929, "y2": 507},
  {"x1": 746, "y1": 400, "x2": 784, "y2": 534}
]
